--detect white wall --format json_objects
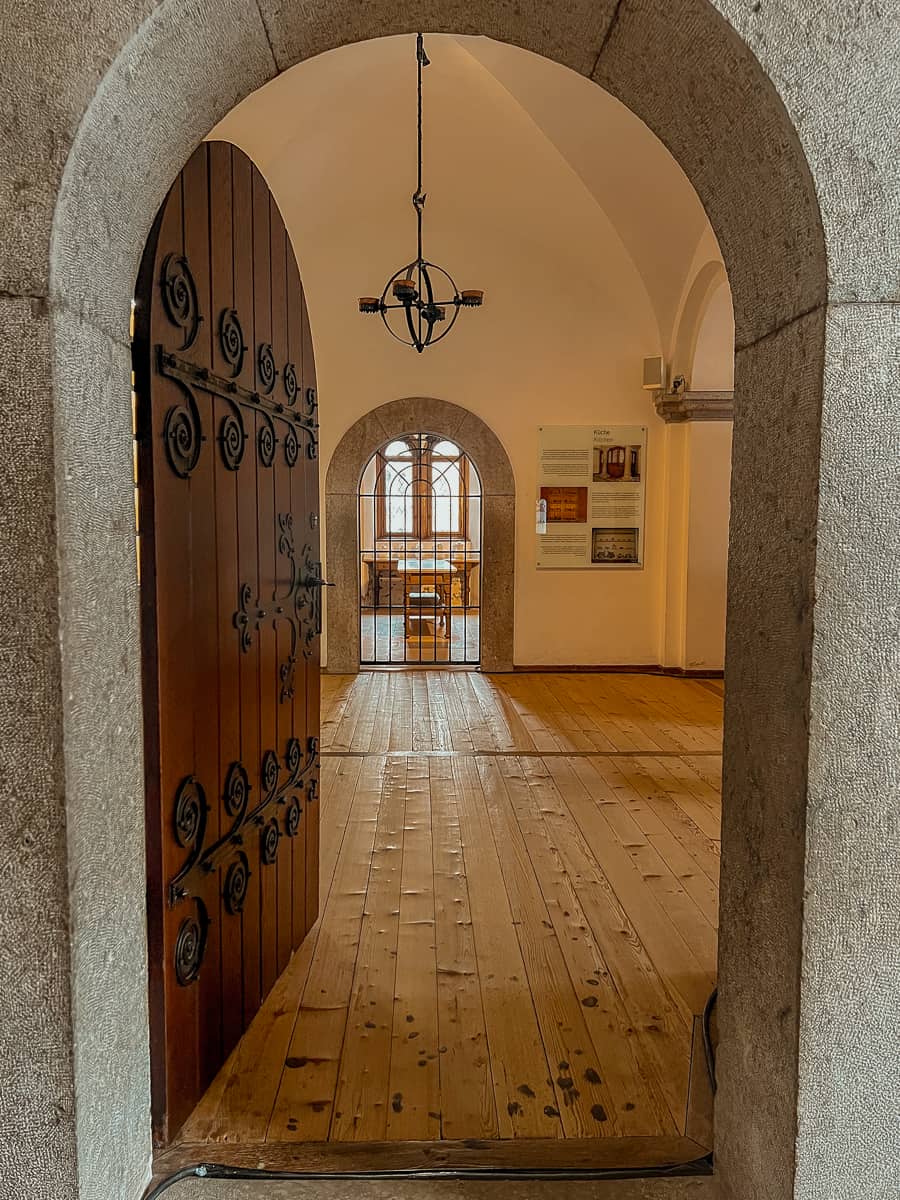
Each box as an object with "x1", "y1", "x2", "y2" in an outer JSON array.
[{"x1": 211, "y1": 34, "x2": 735, "y2": 669}]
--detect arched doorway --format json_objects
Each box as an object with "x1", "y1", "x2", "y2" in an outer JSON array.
[
  {"x1": 43, "y1": 5, "x2": 864, "y2": 1199},
  {"x1": 326, "y1": 397, "x2": 515, "y2": 674},
  {"x1": 359, "y1": 434, "x2": 483, "y2": 666}
]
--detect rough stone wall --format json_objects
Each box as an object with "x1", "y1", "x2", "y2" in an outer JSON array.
[
  {"x1": 1, "y1": 7, "x2": 162, "y2": 1196},
  {"x1": 798, "y1": 301, "x2": 900, "y2": 1198},
  {"x1": 0, "y1": 2, "x2": 895, "y2": 1200},
  {"x1": 0, "y1": 298, "x2": 76, "y2": 1198}
]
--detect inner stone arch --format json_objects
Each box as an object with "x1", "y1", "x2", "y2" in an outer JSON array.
[{"x1": 325, "y1": 397, "x2": 515, "y2": 674}]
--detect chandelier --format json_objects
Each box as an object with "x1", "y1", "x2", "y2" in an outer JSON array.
[{"x1": 358, "y1": 33, "x2": 484, "y2": 353}]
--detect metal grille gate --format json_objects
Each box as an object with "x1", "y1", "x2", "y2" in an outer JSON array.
[{"x1": 358, "y1": 434, "x2": 482, "y2": 665}]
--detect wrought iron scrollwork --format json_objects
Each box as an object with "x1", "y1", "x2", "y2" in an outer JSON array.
[
  {"x1": 258, "y1": 412, "x2": 277, "y2": 468},
  {"x1": 161, "y1": 254, "x2": 200, "y2": 349},
  {"x1": 285, "y1": 736, "x2": 302, "y2": 775},
  {"x1": 261, "y1": 749, "x2": 280, "y2": 796},
  {"x1": 233, "y1": 581, "x2": 265, "y2": 655},
  {"x1": 219, "y1": 308, "x2": 246, "y2": 376},
  {"x1": 233, "y1": 512, "x2": 331, "y2": 704},
  {"x1": 286, "y1": 797, "x2": 302, "y2": 838},
  {"x1": 258, "y1": 343, "x2": 278, "y2": 394},
  {"x1": 260, "y1": 819, "x2": 280, "y2": 865},
  {"x1": 295, "y1": 540, "x2": 327, "y2": 659},
  {"x1": 166, "y1": 735, "x2": 319, "y2": 951},
  {"x1": 175, "y1": 900, "x2": 209, "y2": 986},
  {"x1": 304, "y1": 389, "x2": 318, "y2": 458},
  {"x1": 158, "y1": 349, "x2": 317, "y2": 469},
  {"x1": 223, "y1": 853, "x2": 250, "y2": 915},
  {"x1": 163, "y1": 384, "x2": 204, "y2": 478},
  {"x1": 283, "y1": 424, "x2": 299, "y2": 468},
  {"x1": 223, "y1": 761, "x2": 250, "y2": 819},
  {"x1": 173, "y1": 775, "x2": 207, "y2": 849},
  {"x1": 283, "y1": 362, "x2": 298, "y2": 405},
  {"x1": 219, "y1": 407, "x2": 247, "y2": 471}
]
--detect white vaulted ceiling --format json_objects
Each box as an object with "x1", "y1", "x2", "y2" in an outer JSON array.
[
  {"x1": 454, "y1": 35, "x2": 713, "y2": 350},
  {"x1": 211, "y1": 33, "x2": 728, "y2": 369}
]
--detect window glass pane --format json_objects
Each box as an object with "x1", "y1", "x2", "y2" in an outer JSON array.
[
  {"x1": 385, "y1": 462, "x2": 412, "y2": 532},
  {"x1": 433, "y1": 439, "x2": 459, "y2": 457},
  {"x1": 384, "y1": 439, "x2": 413, "y2": 458},
  {"x1": 433, "y1": 462, "x2": 461, "y2": 531}
]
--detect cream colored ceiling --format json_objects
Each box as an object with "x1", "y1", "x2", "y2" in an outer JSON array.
[
  {"x1": 211, "y1": 33, "x2": 728, "y2": 376},
  {"x1": 454, "y1": 36, "x2": 714, "y2": 350}
]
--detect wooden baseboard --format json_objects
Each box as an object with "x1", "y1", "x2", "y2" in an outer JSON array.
[
  {"x1": 153, "y1": 1134, "x2": 712, "y2": 1182},
  {"x1": 661, "y1": 667, "x2": 725, "y2": 679},
  {"x1": 513, "y1": 664, "x2": 724, "y2": 678}
]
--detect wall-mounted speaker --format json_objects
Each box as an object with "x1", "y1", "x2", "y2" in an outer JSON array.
[{"x1": 642, "y1": 356, "x2": 666, "y2": 391}]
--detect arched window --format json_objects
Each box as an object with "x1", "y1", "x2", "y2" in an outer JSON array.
[
  {"x1": 359, "y1": 433, "x2": 482, "y2": 665},
  {"x1": 377, "y1": 434, "x2": 468, "y2": 539}
]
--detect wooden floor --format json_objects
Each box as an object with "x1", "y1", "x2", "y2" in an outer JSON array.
[{"x1": 171, "y1": 671, "x2": 722, "y2": 1171}]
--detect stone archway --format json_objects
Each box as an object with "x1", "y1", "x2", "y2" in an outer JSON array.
[
  {"x1": 35, "y1": 4, "x2": 898, "y2": 1200},
  {"x1": 325, "y1": 398, "x2": 515, "y2": 674},
  {"x1": 48, "y1": 10, "x2": 827, "y2": 1195}
]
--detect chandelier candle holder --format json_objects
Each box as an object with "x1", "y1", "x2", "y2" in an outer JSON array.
[{"x1": 358, "y1": 33, "x2": 484, "y2": 353}]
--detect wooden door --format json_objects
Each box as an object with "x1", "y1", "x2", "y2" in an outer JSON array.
[{"x1": 133, "y1": 142, "x2": 322, "y2": 1143}]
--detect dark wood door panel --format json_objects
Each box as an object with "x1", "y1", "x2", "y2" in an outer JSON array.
[{"x1": 134, "y1": 141, "x2": 321, "y2": 1145}]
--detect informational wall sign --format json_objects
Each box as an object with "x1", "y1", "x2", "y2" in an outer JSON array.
[{"x1": 536, "y1": 425, "x2": 647, "y2": 569}]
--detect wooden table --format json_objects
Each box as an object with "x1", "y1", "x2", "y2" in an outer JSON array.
[
  {"x1": 360, "y1": 544, "x2": 478, "y2": 609},
  {"x1": 397, "y1": 558, "x2": 459, "y2": 596}
]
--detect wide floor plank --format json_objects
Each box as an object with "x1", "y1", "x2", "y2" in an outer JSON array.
[{"x1": 176, "y1": 670, "x2": 722, "y2": 1164}]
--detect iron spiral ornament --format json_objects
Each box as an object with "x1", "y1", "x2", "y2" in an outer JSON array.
[
  {"x1": 284, "y1": 423, "x2": 299, "y2": 467},
  {"x1": 219, "y1": 409, "x2": 246, "y2": 471},
  {"x1": 174, "y1": 904, "x2": 208, "y2": 986},
  {"x1": 223, "y1": 853, "x2": 250, "y2": 915},
  {"x1": 283, "y1": 362, "x2": 298, "y2": 405},
  {"x1": 258, "y1": 413, "x2": 277, "y2": 467},
  {"x1": 303, "y1": 387, "x2": 318, "y2": 423},
  {"x1": 161, "y1": 254, "x2": 200, "y2": 349},
  {"x1": 260, "y1": 819, "x2": 280, "y2": 865},
  {"x1": 257, "y1": 343, "x2": 277, "y2": 393},
  {"x1": 261, "y1": 749, "x2": 280, "y2": 796},
  {"x1": 357, "y1": 34, "x2": 483, "y2": 352},
  {"x1": 163, "y1": 388, "x2": 203, "y2": 478},
  {"x1": 286, "y1": 797, "x2": 302, "y2": 838},
  {"x1": 285, "y1": 737, "x2": 302, "y2": 775},
  {"x1": 173, "y1": 776, "x2": 206, "y2": 849},
  {"x1": 223, "y1": 761, "x2": 250, "y2": 819},
  {"x1": 219, "y1": 308, "x2": 246, "y2": 375}
]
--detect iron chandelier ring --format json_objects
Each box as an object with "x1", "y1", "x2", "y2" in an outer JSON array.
[{"x1": 377, "y1": 260, "x2": 463, "y2": 352}]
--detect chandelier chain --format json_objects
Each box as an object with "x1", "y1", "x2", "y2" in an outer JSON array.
[
  {"x1": 356, "y1": 31, "x2": 483, "y2": 352},
  {"x1": 415, "y1": 31, "x2": 427, "y2": 267}
]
